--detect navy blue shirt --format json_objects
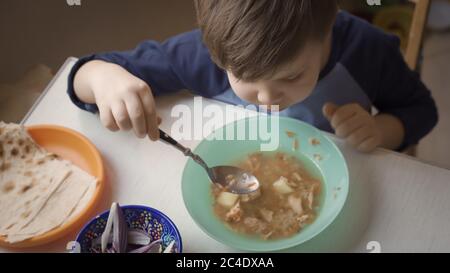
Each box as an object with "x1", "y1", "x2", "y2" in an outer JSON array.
[{"x1": 67, "y1": 11, "x2": 438, "y2": 151}]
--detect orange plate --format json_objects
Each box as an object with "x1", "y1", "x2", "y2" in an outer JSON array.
[{"x1": 0, "y1": 125, "x2": 105, "y2": 248}]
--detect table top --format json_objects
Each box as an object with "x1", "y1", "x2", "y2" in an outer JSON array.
[{"x1": 3, "y1": 57, "x2": 450, "y2": 253}]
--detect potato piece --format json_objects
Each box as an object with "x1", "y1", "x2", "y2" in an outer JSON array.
[
  {"x1": 272, "y1": 176, "x2": 294, "y2": 194},
  {"x1": 216, "y1": 191, "x2": 239, "y2": 208},
  {"x1": 288, "y1": 195, "x2": 303, "y2": 215}
]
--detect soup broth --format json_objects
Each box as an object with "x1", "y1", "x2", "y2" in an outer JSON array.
[{"x1": 212, "y1": 152, "x2": 323, "y2": 240}]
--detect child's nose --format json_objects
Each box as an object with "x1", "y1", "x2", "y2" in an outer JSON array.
[{"x1": 257, "y1": 89, "x2": 283, "y2": 105}]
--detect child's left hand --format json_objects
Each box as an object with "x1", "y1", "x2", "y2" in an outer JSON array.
[{"x1": 322, "y1": 102, "x2": 382, "y2": 153}]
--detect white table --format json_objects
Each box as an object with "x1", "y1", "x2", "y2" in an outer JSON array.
[{"x1": 3, "y1": 57, "x2": 450, "y2": 253}]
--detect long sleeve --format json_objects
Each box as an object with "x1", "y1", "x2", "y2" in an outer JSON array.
[
  {"x1": 67, "y1": 29, "x2": 230, "y2": 113},
  {"x1": 373, "y1": 36, "x2": 438, "y2": 150},
  {"x1": 337, "y1": 11, "x2": 439, "y2": 150}
]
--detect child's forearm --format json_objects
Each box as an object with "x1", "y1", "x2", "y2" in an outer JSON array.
[
  {"x1": 375, "y1": 113, "x2": 405, "y2": 150},
  {"x1": 73, "y1": 60, "x2": 106, "y2": 104}
]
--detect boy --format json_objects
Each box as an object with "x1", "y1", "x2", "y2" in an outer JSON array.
[{"x1": 68, "y1": 0, "x2": 438, "y2": 152}]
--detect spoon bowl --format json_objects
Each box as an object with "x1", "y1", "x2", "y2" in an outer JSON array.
[
  {"x1": 211, "y1": 165, "x2": 260, "y2": 194},
  {"x1": 159, "y1": 129, "x2": 260, "y2": 194}
]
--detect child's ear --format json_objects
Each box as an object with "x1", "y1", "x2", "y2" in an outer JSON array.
[{"x1": 322, "y1": 102, "x2": 338, "y2": 120}]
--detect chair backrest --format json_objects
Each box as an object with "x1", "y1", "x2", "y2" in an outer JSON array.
[
  {"x1": 404, "y1": 0, "x2": 431, "y2": 70},
  {"x1": 401, "y1": 0, "x2": 431, "y2": 156}
]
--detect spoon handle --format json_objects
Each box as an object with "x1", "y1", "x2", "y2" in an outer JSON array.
[
  {"x1": 159, "y1": 129, "x2": 191, "y2": 155},
  {"x1": 159, "y1": 129, "x2": 215, "y2": 181}
]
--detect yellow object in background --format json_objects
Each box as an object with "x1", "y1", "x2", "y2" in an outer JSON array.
[{"x1": 373, "y1": 5, "x2": 414, "y2": 53}]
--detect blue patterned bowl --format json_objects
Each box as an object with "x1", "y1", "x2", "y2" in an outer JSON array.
[{"x1": 75, "y1": 205, "x2": 182, "y2": 253}]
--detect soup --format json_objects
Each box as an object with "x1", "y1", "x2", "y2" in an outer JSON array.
[{"x1": 212, "y1": 152, "x2": 322, "y2": 240}]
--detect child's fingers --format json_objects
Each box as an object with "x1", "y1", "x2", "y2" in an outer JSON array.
[
  {"x1": 334, "y1": 114, "x2": 366, "y2": 138},
  {"x1": 98, "y1": 105, "x2": 119, "y2": 132},
  {"x1": 157, "y1": 116, "x2": 162, "y2": 125},
  {"x1": 111, "y1": 101, "x2": 132, "y2": 131},
  {"x1": 346, "y1": 125, "x2": 372, "y2": 147},
  {"x1": 329, "y1": 104, "x2": 358, "y2": 129},
  {"x1": 322, "y1": 102, "x2": 338, "y2": 120},
  {"x1": 357, "y1": 136, "x2": 378, "y2": 153},
  {"x1": 137, "y1": 88, "x2": 159, "y2": 141},
  {"x1": 125, "y1": 95, "x2": 147, "y2": 138}
]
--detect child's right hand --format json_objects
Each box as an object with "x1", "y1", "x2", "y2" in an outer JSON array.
[{"x1": 75, "y1": 60, "x2": 160, "y2": 141}]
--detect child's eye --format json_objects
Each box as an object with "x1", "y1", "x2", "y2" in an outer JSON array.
[{"x1": 284, "y1": 73, "x2": 302, "y2": 82}]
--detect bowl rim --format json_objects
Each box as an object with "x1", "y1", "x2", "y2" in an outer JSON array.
[
  {"x1": 181, "y1": 116, "x2": 349, "y2": 251},
  {"x1": 75, "y1": 204, "x2": 183, "y2": 253},
  {"x1": 0, "y1": 124, "x2": 105, "y2": 248}
]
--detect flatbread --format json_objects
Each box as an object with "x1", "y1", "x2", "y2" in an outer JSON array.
[{"x1": 0, "y1": 122, "x2": 98, "y2": 243}]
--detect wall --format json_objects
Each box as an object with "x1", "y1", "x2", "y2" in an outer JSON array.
[{"x1": 0, "y1": 0, "x2": 197, "y2": 83}]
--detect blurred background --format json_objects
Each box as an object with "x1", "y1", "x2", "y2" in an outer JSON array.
[{"x1": 0, "y1": 0, "x2": 449, "y2": 168}]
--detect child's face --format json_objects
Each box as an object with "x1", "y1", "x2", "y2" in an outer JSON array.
[{"x1": 227, "y1": 34, "x2": 331, "y2": 111}]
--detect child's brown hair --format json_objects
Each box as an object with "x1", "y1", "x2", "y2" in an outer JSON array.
[{"x1": 194, "y1": 0, "x2": 338, "y2": 81}]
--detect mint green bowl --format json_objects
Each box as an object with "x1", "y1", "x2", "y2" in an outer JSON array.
[{"x1": 181, "y1": 116, "x2": 349, "y2": 251}]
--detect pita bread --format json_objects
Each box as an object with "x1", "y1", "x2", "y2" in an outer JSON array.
[{"x1": 0, "y1": 122, "x2": 98, "y2": 243}]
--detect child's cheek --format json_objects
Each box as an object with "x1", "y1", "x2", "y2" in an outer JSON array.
[
  {"x1": 230, "y1": 81, "x2": 257, "y2": 103},
  {"x1": 284, "y1": 82, "x2": 315, "y2": 105}
]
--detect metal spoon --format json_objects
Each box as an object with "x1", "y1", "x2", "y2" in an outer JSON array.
[{"x1": 159, "y1": 129, "x2": 260, "y2": 194}]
